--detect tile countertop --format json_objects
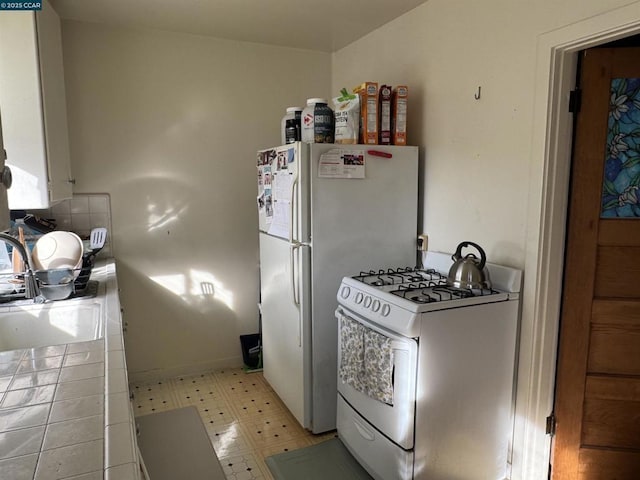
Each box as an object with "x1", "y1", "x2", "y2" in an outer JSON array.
[{"x1": 0, "y1": 259, "x2": 141, "y2": 480}]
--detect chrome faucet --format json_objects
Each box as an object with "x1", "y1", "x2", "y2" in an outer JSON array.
[{"x1": 0, "y1": 232, "x2": 40, "y2": 300}]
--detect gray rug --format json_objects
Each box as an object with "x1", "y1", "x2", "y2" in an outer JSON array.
[
  {"x1": 136, "y1": 406, "x2": 226, "y2": 480},
  {"x1": 266, "y1": 437, "x2": 373, "y2": 480}
]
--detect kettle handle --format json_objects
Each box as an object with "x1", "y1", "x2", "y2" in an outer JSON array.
[{"x1": 453, "y1": 241, "x2": 487, "y2": 270}]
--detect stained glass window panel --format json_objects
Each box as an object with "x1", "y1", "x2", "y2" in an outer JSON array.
[{"x1": 601, "y1": 77, "x2": 640, "y2": 217}]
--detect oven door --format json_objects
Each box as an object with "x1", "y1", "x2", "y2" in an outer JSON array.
[{"x1": 335, "y1": 306, "x2": 418, "y2": 449}]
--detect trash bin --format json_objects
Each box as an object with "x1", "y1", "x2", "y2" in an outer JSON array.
[{"x1": 240, "y1": 334, "x2": 262, "y2": 369}]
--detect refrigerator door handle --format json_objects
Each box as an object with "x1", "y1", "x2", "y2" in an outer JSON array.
[
  {"x1": 289, "y1": 242, "x2": 303, "y2": 347},
  {"x1": 289, "y1": 172, "x2": 299, "y2": 244},
  {"x1": 289, "y1": 242, "x2": 301, "y2": 309}
]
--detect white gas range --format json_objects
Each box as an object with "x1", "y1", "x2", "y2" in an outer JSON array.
[{"x1": 335, "y1": 251, "x2": 522, "y2": 480}]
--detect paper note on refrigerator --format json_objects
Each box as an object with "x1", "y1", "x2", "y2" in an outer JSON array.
[
  {"x1": 267, "y1": 199, "x2": 290, "y2": 239},
  {"x1": 318, "y1": 149, "x2": 365, "y2": 179},
  {"x1": 273, "y1": 171, "x2": 294, "y2": 202}
]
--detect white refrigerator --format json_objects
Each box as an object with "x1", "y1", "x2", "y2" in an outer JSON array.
[{"x1": 257, "y1": 142, "x2": 418, "y2": 433}]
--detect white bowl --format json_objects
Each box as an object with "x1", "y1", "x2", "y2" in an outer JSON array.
[{"x1": 32, "y1": 231, "x2": 84, "y2": 275}]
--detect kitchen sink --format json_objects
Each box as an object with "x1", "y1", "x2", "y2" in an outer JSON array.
[{"x1": 0, "y1": 296, "x2": 104, "y2": 352}]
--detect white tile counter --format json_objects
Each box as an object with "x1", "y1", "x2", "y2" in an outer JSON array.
[{"x1": 0, "y1": 260, "x2": 141, "y2": 479}]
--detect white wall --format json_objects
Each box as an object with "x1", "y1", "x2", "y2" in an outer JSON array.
[
  {"x1": 332, "y1": 0, "x2": 635, "y2": 266},
  {"x1": 61, "y1": 21, "x2": 331, "y2": 380},
  {"x1": 331, "y1": 1, "x2": 640, "y2": 478}
]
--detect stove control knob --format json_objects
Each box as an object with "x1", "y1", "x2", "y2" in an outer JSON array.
[
  {"x1": 364, "y1": 296, "x2": 372, "y2": 308},
  {"x1": 355, "y1": 292, "x2": 364, "y2": 304},
  {"x1": 372, "y1": 299, "x2": 381, "y2": 312},
  {"x1": 381, "y1": 304, "x2": 391, "y2": 317},
  {"x1": 340, "y1": 286, "x2": 351, "y2": 299}
]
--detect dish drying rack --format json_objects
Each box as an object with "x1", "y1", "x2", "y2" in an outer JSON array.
[
  {"x1": 0, "y1": 255, "x2": 98, "y2": 304},
  {"x1": 0, "y1": 227, "x2": 107, "y2": 303}
]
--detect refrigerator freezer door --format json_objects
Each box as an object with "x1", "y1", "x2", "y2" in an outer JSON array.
[
  {"x1": 259, "y1": 232, "x2": 306, "y2": 428},
  {"x1": 256, "y1": 144, "x2": 309, "y2": 243}
]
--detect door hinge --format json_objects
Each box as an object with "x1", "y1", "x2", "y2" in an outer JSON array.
[
  {"x1": 569, "y1": 89, "x2": 582, "y2": 113},
  {"x1": 546, "y1": 413, "x2": 556, "y2": 436}
]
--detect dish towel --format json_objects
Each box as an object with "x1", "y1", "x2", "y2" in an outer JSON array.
[
  {"x1": 339, "y1": 315, "x2": 394, "y2": 405},
  {"x1": 363, "y1": 328, "x2": 394, "y2": 405},
  {"x1": 339, "y1": 316, "x2": 366, "y2": 393}
]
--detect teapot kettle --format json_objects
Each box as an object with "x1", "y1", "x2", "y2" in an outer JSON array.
[{"x1": 447, "y1": 241, "x2": 492, "y2": 289}]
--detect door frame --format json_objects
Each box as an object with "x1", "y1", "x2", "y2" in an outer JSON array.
[{"x1": 519, "y1": 3, "x2": 640, "y2": 479}]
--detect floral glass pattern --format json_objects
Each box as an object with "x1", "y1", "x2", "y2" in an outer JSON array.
[{"x1": 602, "y1": 78, "x2": 640, "y2": 217}]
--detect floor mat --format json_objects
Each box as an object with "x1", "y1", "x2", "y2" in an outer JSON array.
[
  {"x1": 265, "y1": 437, "x2": 373, "y2": 480},
  {"x1": 136, "y1": 406, "x2": 226, "y2": 480}
]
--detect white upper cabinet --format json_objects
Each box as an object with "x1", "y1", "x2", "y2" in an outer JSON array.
[{"x1": 0, "y1": 0, "x2": 73, "y2": 209}]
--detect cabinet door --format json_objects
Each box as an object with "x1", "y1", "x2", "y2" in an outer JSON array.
[
  {"x1": 0, "y1": 11, "x2": 48, "y2": 208},
  {"x1": 36, "y1": 0, "x2": 73, "y2": 205},
  {"x1": 0, "y1": 0, "x2": 72, "y2": 209}
]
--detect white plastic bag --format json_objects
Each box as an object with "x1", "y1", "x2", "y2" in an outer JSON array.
[{"x1": 333, "y1": 88, "x2": 360, "y2": 144}]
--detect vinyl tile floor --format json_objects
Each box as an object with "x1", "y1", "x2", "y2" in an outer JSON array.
[{"x1": 130, "y1": 368, "x2": 337, "y2": 480}]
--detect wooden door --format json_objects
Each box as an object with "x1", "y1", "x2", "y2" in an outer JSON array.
[{"x1": 551, "y1": 48, "x2": 640, "y2": 479}]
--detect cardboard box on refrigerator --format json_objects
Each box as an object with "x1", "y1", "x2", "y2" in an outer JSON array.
[
  {"x1": 353, "y1": 82, "x2": 378, "y2": 144},
  {"x1": 392, "y1": 86, "x2": 408, "y2": 145},
  {"x1": 379, "y1": 85, "x2": 392, "y2": 145}
]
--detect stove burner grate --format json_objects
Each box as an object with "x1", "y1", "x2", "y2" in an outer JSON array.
[
  {"x1": 353, "y1": 267, "x2": 447, "y2": 287},
  {"x1": 410, "y1": 294, "x2": 435, "y2": 303},
  {"x1": 390, "y1": 284, "x2": 500, "y2": 304},
  {"x1": 352, "y1": 266, "x2": 502, "y2": 305}
]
